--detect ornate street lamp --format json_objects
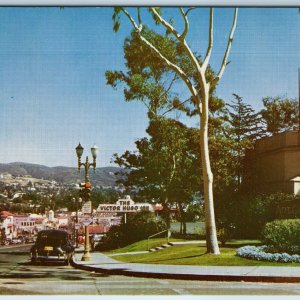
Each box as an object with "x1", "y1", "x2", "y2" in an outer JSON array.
[{"x1": 75, "y1": 142, "x2": 99, "y2": 261}]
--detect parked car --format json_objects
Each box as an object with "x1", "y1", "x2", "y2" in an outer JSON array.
[
  {"x1": 25, "y1": 236, "x2": 36, "y2": 244},
  {"x1": 9, "y1": 237, "x2": 23, "y2": 244},
  {"x1": 90, "y1": 234, "x2": 104, "y2": 250},
  {"x1": 30, "y1": 230, "x2": 74, "y2": 264}
]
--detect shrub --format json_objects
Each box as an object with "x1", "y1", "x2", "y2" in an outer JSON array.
[
  {"x1": 217, "y1": 225, "x2": 235, "y2": 246},
  {"x1": 236, "y1": 245, "x2": 300, "y2": 263},
  {"x1": 262, "y1": 219, "x2": 300, "y2": 254},
  {"x1": 96, "y1": 210, "x2": 166, "y2": 251},
  {"x1": 217, "y1": 192, "x2": 299, "y2": 239}
]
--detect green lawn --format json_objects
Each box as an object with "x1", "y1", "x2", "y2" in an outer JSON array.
[
  {"x1": 104, "y1": 237, "x2": 186, "y2": 254},
  {"x1": 102, "y1": 239, "x2": 300, "y2": 267}
]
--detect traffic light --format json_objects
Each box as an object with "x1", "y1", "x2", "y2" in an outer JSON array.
[
  {"x1": 78, "y1": 182, "x2": 92, "y2": 201},
  {"x1": 79, "y1": 183, "x2": 86, "y2": 200},
  {"x1": 84, "y1": 185, "x2": 91, "y2": 200}
]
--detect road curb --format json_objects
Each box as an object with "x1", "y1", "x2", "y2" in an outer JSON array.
[{"x1": 70, "y1": 259, "x2": 300, "y2": 283}]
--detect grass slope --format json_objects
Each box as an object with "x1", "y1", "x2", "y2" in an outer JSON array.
[
  {"x1": 105, "y1": 238, "x2": 186, "y2": 254},
  {"x1": 103, "y1": 239, "x2": 300, "y2": 267}
]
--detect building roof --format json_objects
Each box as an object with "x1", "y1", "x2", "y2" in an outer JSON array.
[
  {"x1": 1, "y1": 211, "x2": 13, "y2": 217},
  {"x1": 290, "y1": 176, "x2": 300, "y2": 182},
  {"x1": 89, "y1": 225, "x2": 106, "y2": 234}
]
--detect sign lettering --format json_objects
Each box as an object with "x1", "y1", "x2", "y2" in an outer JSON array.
[{"x1": 96, "y1": 196, "x2": 154, "y2": 213}]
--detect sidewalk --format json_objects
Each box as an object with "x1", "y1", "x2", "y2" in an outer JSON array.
[{"x1": 71, "y1": 248, "x2": 300, "y2": 283}]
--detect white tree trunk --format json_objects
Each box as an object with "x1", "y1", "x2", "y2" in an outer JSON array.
[
  {"x1": 118, "y1": 7, "x2": 238, "y2": 255},
  {"x1": 199, "y1": 86, "x2": 220, "y2": 254}
]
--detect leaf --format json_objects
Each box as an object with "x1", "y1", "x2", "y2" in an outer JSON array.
[
  {"x1": 148, "y1": 7, "x2": 162, "y2": 25},
  {"x1": 113, "y1": 21, "x2": 120, "y2": 33}
]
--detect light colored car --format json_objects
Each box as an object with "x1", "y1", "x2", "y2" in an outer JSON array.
[
  {"x1": 9, "y1": 237, "x2": 23, "y2": 244},
  {"x1": 90, "y1": 234, "x2": 104, "y2": 249}
]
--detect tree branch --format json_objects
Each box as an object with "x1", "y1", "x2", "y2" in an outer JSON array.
[
  {"x1": 137, "y1": 8, "x2": 141, "y2": 25},
  {"x1": 185, "y1": 7, "x2": 196, "y2": 15},
  {"x1": 159, "y1": 73, "x2": 177, "y2": 99},
  {"x1": 150, "y1": 8, "x2": 206, "y2": 103},
  {"x1": 139, "y1": 33, "x2": 199, "y2": 100},
  {"x1": 121, "y1": 8, "x2": 202, "y2": 114},
  {"x1": 202, "y1": 8, "x2": 213, "y2": 71},
  {"x1": 179, "y1": 8, "x2": 189, "y2": 40},
  {"x1": 140, "y1": 98, "x2": 151, "y2": 111},
  {"x1": 121, "y1": 8, "x2": 142, "y2": 32},
  {"x1": 168, "y1": 154, "x2": 177, "y2": 185},
  {"x1": 211, "y1": 8, "x2": 238, "y2": 88},
  {"x1": 162, "y1": 97, "x2": 192, "y2": 116},
  {"x1": 150, "y1": 8, "x2": 181, "y2": 40}
]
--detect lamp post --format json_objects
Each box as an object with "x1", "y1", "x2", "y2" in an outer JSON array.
[
  {"x1": 75, "y1": 143, "x2": 99, "y2": 261},
  {"x1": 72, "y1": 197, "x2": 82, "y2": 248}
]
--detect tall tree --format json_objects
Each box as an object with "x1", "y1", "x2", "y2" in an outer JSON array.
[
  {"x1": 111, "y1": 7, "x2": 238, "y2": 254},
  {"x1": 260, "y1": 96, "x2": 299, "y2": 135},
  {"x1": 226, "y1": 94, "x2": 264, "y2": 188},
  {"x1": 114, "y1": 117, "x2": 201, "y2": 230}
]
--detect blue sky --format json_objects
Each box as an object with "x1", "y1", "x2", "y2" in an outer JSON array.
[{"x1": 0, "y1": 7, "x2": 299, "y2": 167}]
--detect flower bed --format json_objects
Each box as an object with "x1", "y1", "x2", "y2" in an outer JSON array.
[{"x1": 236, "y1": 245, "x2": 300, "y2": 263}]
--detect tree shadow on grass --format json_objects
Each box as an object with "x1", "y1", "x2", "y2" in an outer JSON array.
[{"x1": 222, "y1": 242, "x2": 262, "y2": 249}]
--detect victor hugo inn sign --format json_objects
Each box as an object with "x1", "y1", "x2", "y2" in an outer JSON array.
[{"x1": 96, "y1": 195, "x2": 154, "y2": 213}]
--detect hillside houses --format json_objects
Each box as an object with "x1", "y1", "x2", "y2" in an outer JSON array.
[{"x1": 0, "y1": 208, "x2": 81, "y2": 240}]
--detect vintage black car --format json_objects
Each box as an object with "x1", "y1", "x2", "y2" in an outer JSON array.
[{"x1": 30, "y1": 230, "x2": 74, "y2": 264}]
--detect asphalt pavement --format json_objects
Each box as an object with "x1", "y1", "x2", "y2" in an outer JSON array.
[{"x1": 71, "y1": 245, "x2": 300, "y2": 283}]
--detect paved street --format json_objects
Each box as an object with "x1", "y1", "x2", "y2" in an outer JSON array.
[{"x1": 0, "y1": 244, "x2": 299, "y2": 295}]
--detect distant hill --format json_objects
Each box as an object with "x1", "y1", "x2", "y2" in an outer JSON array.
[{"x1": 0, "y1": 162, "x2": 121, "y2": 187}]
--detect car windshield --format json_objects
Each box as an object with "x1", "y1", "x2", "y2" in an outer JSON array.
[{"x1": 36, "y1": 231, "x2": 68, "y2": 247}]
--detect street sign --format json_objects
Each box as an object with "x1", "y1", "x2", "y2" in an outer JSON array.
[
  {"x1": 82, "y1": 201, "x2": 92, "y2": 215},
  {"x1": 81, "y1": 218, "x2": 93, "y2": 226}
]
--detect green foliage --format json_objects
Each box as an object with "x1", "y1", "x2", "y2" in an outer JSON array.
[
  {"x1": 113, "y1": 117, "x2": 201, "y2": 228},
  {"x1": 260, "y1": 96, "x2": 299, "y2": 134},
  {"x1": 217, "y1": 193, "x2": 298, "y2": 239},
  {"x1": 112, "y1": 7, "x2": 122, "y2": 32},
  {"x1": 262, "y1": 219, "x2": 300, "y2": 254},
  {"x1": 184, "y1": 195, "x2": 205, "y2": 222},
  {"x1": 148, "y1": 7, "x2": 162, "y2": 25},
  {"x1": 106, "y1": 27, "x2": 216, "y2": 119},
  {"x1": 227, "y1": 93, "x2": 265, "y2": 142},
  {"x1": 90, "y1": 188, "x2": 119, "y2": 208},
  {"x1": 97, "y1": 211, "x2": 166, "y2": 250},
  {"x1": 207, "y1": 94, "x2": 265, "y2": 197},
  {"x1": 217, "y1": 227, "x2": 234, "y2": 246},
  {"x1": 224, "y1": 94, "x2": 265, "y2": 189}
]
